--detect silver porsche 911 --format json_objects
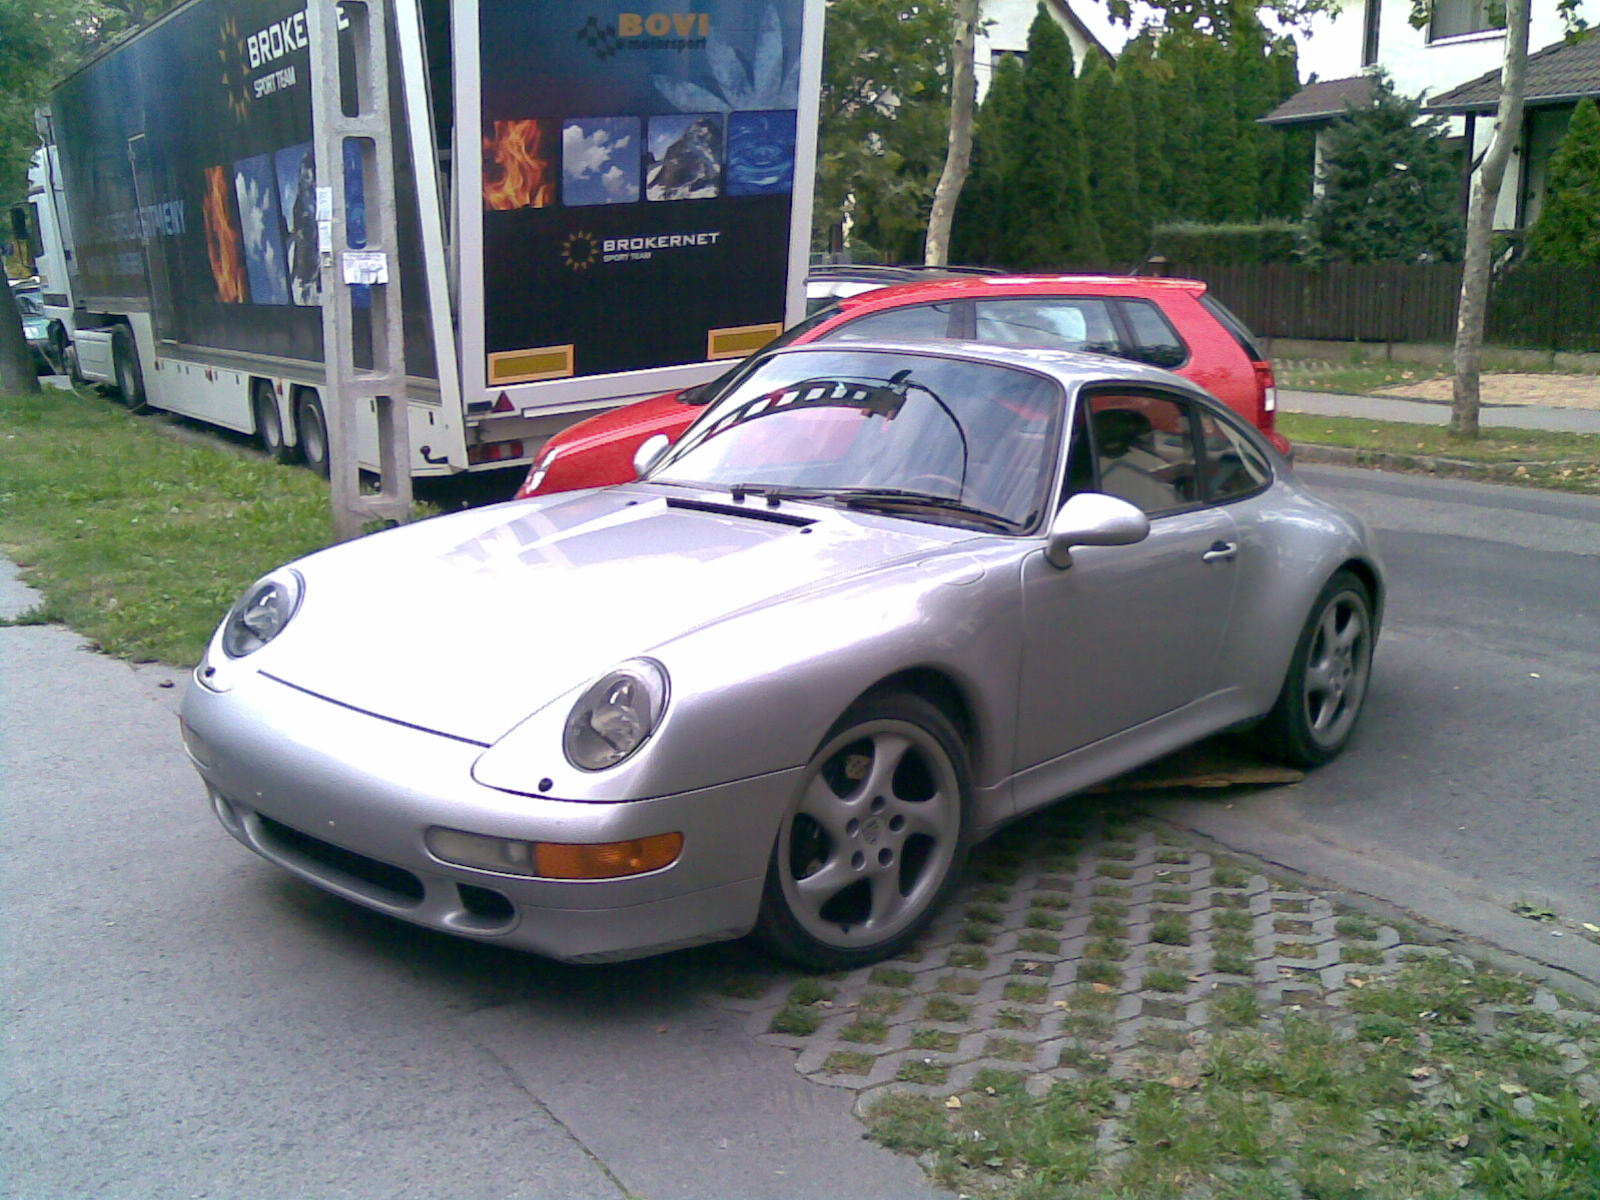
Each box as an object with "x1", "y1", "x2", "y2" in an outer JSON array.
[{"x1": 180, "y1": 342, "x2": 1381, "y2": 970}]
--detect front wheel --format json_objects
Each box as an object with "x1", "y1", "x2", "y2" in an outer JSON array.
[
  {"x1": 1255, "y1": 570, "x2": 1375, "y2": 767},
  {"x1": 756, "y1": 693, "x2": 970, "y2": 970},
  {"x1": 112, "y1": 330, "x2": 148, "y2": 414}
]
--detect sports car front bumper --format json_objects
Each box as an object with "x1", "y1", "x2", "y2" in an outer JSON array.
[{"x1": 180, "y1": 670, "x2": 797, "y2": 962}]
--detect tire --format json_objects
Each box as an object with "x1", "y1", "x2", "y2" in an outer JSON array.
[
  {"x1": 47, "y1": 328, "x2": 69, "y2": 376},
  {"x1": 1255, "y1": 570, "x2": 1375, "y2": 768},
  {"x1": 112, "y1": 330, "x2": 148, "y2": 413},
  {"x1": 756, "y1": 692, "x2": 971, "y2": 970},
  {"x1": 252, "y1": 383, "x2": 293, "y2": 463},
  {"x1": 295, "y1": 391, "x2": 330, "y2": 479}
]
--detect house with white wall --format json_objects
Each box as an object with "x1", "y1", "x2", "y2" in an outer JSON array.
[
  {"x1": 1263, "y1": 0, "x2": 1598, "y2": 230},
  {"x1": 975, "y1": 0, "x2": 1114, "y2": 98}
]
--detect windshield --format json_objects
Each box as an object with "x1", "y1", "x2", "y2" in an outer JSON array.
[
  {"x1": 652, "y1": 348, "x2": 1063, "y2": 531},
  {"x1": 15, "y1": 292, "x2": 43, "y2": 316}
]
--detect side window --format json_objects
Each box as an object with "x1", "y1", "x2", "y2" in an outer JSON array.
[
  {"x1": 1086, "y1": 391, "x2": 1199, "y2": 515},
  {"x1": 821, "y1": 303, "x2": 956, "y2": 343},
  {"x1": 1117, "y1": 299, "x2": 1188, "y2": 369},
  {"x1": 1197, "y1": 409, "x2": 1272, "y2": 502},
  {"x1": 974, "y1": 299, "x2": 1121, "y2": 356}
]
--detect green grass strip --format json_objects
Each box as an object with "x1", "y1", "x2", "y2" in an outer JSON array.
[{"x1": 0, "y1": 386, "x2": 336, "y2": 665}]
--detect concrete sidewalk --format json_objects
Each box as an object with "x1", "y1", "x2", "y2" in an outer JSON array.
[{"x1": 1281, "y1": 387, "x2": 1600, "y2": 434}]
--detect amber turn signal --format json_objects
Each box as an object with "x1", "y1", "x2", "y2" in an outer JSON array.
[
  {"x1": 536, "y1": 833, "x2": 684, "y2": 879},
  {"x1": 426, "y1": 828, "x2": 683, "y2": 879}
]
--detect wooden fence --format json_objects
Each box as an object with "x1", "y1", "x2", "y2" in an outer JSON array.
[{"x1": 1165, "y1": 261, "x2": 1600, "y2": 354}]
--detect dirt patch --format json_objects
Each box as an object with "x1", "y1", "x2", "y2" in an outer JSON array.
[{"x1": 1375, "y1": 372, "x2": 1600, "y2": 410}]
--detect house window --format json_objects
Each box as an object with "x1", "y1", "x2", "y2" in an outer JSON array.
[
  {"x1": 1361, "y1": 0, "x2": 1381, "y2": 65},
  {"x1": 1429, "y1": 0, "x2": 1505, "y2": 42}
]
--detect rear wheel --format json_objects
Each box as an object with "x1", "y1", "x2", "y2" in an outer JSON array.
[
  {"x1": 295, "y1": 391, "x2": 330, "y2": 478},
  {"x1": 1255, "y1": 570, "x2": 1374, "y2": 767},
  {"x1": 756, "y1": 692, "x2": 970, "y2": 970},
  {"x1": 252, "y1": 383, "x2": 292, "y2": 463},
  {"x1": 112, "y1": 329, "x2": 148, "y2": 413}
]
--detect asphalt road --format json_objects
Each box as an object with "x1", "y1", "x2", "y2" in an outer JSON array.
[{"x1": 1160, "y1": 463, "x2": 1600, "y2": 995}]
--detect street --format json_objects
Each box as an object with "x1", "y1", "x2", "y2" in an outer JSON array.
[
  {"x1": 4, "y1": 462, "x2": 1599, "y2": 1197},
  {"x1": 1164, "y1": 463, "x2": 1600, "y2": 992}
]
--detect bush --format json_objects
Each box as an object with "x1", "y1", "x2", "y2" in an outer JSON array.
[{"x1": 1152, "y1": 221, "x2": 1302, "y2": 266}]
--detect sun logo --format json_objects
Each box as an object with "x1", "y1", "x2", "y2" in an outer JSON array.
[
  {"x1": 217, "y1": 15, "x2": 252, "y2": 123},
  {"x1": 561, "y1": 230, "x2": 600, "y2": 271}
]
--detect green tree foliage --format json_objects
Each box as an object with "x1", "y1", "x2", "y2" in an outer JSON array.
[
  {"x1": 1302, "y1": 73, "x2": 1462, "y2": 263},
  {"x1": 1006, "y1": 6, "x2": 1101, "y2": 266},
  {"x1": 951, "y1": 54, "x2": 1026, "y2": 265},
  {"x1": 1082, "y1": 58, "x2": 1143, "y2": 266},
  {"x1": 1526, "y1": 99, "x2": 1600, "y2": 264},
  {"x1": 2, "y1": 0, "x2": 179, "y2": 198},
  {"x1": 955, "y1": 9, "x2": 1305, "y2": 269},
  {"x1": 814, "y1": 0, "x2": 957, "y2": 260}
]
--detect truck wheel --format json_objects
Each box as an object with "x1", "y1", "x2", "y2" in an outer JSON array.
[
  {"x1": 112, "y1": 330, "x2": 149, "y2": 414},
  {"x1": 296, "y1": 391, "x2": 330, "y2": 478},
  {"x1": 48, "y1": 328, "x2": 69, "y2": 376},
  {"x1": 252, "y1": 383, "x2": 293, "y2": 464}
]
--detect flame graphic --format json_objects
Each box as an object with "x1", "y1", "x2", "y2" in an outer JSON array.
[
  {"x1": 483, "y1": 120, "x2": 555, "y2": 211},
  {"x1": 202, "y1": 165, "x2": 248, "y2": 303}
]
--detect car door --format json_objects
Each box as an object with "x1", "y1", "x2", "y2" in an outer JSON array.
[{"x1": 1013, "y1": 386, "x2": 1243, "y2": 770}]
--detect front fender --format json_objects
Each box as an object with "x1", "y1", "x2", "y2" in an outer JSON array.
[{"x1": 471, "y1": 544, "x2": 1026, "y2": 804}]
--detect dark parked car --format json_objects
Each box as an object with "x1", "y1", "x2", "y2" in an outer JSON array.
[{"x1": 13, "y1": 287, "x2": 70, "y2": 376}]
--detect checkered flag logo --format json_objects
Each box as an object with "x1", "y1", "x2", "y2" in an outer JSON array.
[{"x1": 575, "y1": 17, "x2": 621, "y2": 59}]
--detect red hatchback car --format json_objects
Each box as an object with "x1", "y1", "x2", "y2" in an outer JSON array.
[{"x1": 516, "y1": 274, "x2": 1284, "y2": 497}]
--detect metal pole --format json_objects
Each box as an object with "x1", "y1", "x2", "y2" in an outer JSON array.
[{"x1": 308, "y1": 0, "x2": 413, "y2": 543}]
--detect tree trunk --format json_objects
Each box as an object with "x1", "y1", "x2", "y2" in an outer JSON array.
[
  {"x1": 924, "y1": 0, "x2": 980, "y2": 266},
  {"x1": 1, "y1": 283, "x2": 43, "y2": 396},
  {"x1": 1451, "y1": 0, "x2": 1530, "y2": 438}
]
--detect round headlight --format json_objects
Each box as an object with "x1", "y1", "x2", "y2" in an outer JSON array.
[
  {"x1": 220, "y1": 569, "x2": 304, "y2": 658},
  {"x1": 563, "y1": 659, "x2": 669, "y2": 771}
]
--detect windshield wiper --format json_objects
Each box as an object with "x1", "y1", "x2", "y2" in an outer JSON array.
[
  {"x1": 830, "y1": 488, "x2": 1022, "y2": 531},
  {"x1": 726, "y1": 483, "x2": 837, "y2": 506}
]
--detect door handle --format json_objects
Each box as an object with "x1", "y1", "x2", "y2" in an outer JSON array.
[{"x1": 1202, "y1": 541, "x2": 1238, "y2": 563}]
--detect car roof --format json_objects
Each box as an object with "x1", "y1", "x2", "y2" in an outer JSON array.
[
  {"x1": 826, "y1": 273, "x2": 1210, "y2": 319},
  {"x1": 765, "y1": 337, "x2": 1208, "y2": 396}
]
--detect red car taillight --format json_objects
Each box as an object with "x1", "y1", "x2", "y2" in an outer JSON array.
[
  {"x1": 1252, "y1": 361, "x2": 1294, "y2": 460},
  {"x1": 1254, "y1": 360, "x2": 1277, "y2": 418}
]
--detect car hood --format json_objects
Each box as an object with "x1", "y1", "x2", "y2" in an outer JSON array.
[{"x1": 259, "y1": 486, "x2": 972, "y2": 744}]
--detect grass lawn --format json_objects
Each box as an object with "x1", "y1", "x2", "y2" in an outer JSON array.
[
  {"x1": 1275, "y1": 358, "x2": 1595, "y2": 395},
  {"x1": 1278, "y1": 413, "x2": 1600, "y2": 494},
  {"x1": 865, "y1": 953, "x2": 1600, "y2": 1200},
  {"x1": 1277, "y1": 359, "x2": 1449, "y2": 395},
  {"x1": 0, "y1": 385, "x2": 336, "y2": 665}
]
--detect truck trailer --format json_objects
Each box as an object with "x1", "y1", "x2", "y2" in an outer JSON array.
[{"x1": 28, "y1": 0, "x2": 822, "y2": 475}]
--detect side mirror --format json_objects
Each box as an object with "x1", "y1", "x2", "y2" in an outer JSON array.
[
  {"x1": 1045, "y1": 492, "x2": 1150, "y2": 569},
  {"x1": 632, "y1": 432, "x2": 672, "y2": 479}
]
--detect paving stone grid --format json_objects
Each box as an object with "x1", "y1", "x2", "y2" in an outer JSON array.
[{"x1": 702, "y1": 804, "x2": 1600, "y2": 1130}]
